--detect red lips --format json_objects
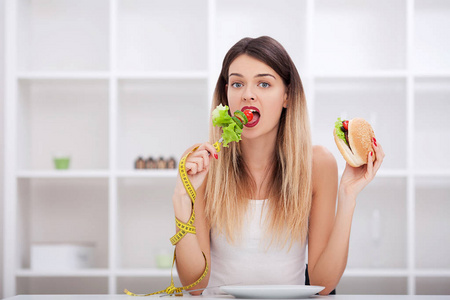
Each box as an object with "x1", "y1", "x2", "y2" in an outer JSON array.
[{"x1": 241, "y1": 106, "x2": 260, "y2": 127}]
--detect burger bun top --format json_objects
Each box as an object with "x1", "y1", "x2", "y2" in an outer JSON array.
[{"x1": 334, "y1": 118, "x2": 376, "y2": 167}]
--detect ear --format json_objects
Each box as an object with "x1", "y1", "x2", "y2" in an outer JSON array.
[{"x1": 283, "y1": 92, "x2": 288, "y2": 108}]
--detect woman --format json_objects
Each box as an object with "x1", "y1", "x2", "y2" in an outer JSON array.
[{"x1": 172, "y1": 36, "x2": 385, "y2": 296}]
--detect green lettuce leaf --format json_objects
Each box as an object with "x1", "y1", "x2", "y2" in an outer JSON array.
[
  {"x1": 335, "y1": 117, "x2": 348, "y2": 145},
  {"x1": 221, "y1": 122, "x2": 242, "y2": 147},
  {"x1": 211, "y1": 104, "x2": 243, "y2": 147},
  {"x1": 212, "y1": 104, "x2": 233, "y2": 127}
]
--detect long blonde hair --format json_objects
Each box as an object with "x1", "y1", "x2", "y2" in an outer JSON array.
[{"x1": 205, "y1": 36, "x2": 312, "y2": 249}]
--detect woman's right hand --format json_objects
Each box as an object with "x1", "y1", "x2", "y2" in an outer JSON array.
[{"x1": 173, "y1": 142, "x2": 218, "y2": 202}]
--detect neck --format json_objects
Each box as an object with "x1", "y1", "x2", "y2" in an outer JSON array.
[
  {"x1": 239, "y1": 127, "x2": 279, "y2": 199},
  {"x1": 241, "y1": 140, "x2": 276, "y2": 200},
  {"x1": 240, "y1": 134, "x2": 277, "y2": 173}
]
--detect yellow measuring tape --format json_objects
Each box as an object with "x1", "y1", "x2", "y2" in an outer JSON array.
[{"x1": 124, "y1": 141, "x2": 221, "y2": 297}]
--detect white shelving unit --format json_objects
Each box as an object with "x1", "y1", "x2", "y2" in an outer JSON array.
[{"x1": 3, "y1": 0, "x2": 450, "y2": 297}]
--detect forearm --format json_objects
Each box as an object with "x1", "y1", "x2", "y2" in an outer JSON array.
[
  {"x1": 309, "y1": 191, "x2": 356, "y2": 295},
  {"x1": 172, "y1": 189, "x2": 209, "y2": 291}
]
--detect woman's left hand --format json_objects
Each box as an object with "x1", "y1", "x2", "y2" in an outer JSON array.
[{"x1": 339, "y1": 138, "x2": 385, "y2": 198}]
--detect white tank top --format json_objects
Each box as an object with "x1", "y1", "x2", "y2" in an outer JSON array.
[{"x1": 203, "y1": 200, "x2": 307, "y2": 295}]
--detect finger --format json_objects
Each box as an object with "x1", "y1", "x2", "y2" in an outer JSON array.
[
  {"x1": 377, "y1": 141, "x2": 385, "y2": 160},
  {"x1": 186, "y1": 142, "x2": 217, "y2": 174},
  {"x1": 196, "y1": 143, "x2": 207, "y2": 152},
  {"x1": 203, "y1": 143, "x2": 219, "y2": 159},
  {"x1": 186, "y1": 162, "x2": 198, "y2": 175},
  {"x1": 201, "y1": 150, "x2": 210, "y2": 169},
  {"x1": 373, "y1": 138, "x2": 385, "y2": 158},
  {"x1": 192, "y1": 151, "x2": 209, "y2": 170},
  {"x1": 373, "y1": 140, "x2": 385, "y2": 173},
  {"x1": 366, "y1": 150, "x2": 374, "y2": 178},
  {"x1": 189, "y1": 157, "x2": 204, "y2": 173}
]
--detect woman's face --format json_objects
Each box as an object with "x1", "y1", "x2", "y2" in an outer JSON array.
[{"x1": 227, "y1": 54, "x2": 287, "y2": 141}]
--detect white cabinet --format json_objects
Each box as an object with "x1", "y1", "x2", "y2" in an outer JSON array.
[
  {"x1": 117, "y1": 78, "x2": 208, "y2": 170},
  {"x1": 414, "y1": 0, "x2": 450, "y2": 73},
  {"x1": 314, "y1": 0, "x2": 406, "y2": 72},
  {"x1": 16, "y1": 0, "x2": 110, "y2": 72},
  {"x1": 116, "y1": 0, "x2": 208, "y2": 73},
  {"x1": 414, "y1": 78, "x2": 450, "y2": 171},
  {"x1": 17, "y1": 79, "x2": 110, "y2": 170},
  {"x1": 4, "y1": 0, "x2": 450, "y2": 297}
]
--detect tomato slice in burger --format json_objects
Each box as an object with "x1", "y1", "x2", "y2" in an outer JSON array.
[{"x1": 342, "y1": 120, "x2": 349, "y2": 131}]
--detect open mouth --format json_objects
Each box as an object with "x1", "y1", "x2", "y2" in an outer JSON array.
[{"x1": 241, "y1": 106, "x2": 260, "y2": 127}]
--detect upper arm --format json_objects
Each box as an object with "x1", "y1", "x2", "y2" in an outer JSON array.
[{"x1": 308, "y1": 145, "x2": 338, "y2": 272}]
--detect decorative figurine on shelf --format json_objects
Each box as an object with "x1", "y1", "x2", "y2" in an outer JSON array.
[
  {"x1": 146, "y1": 157, "x2": 157, "y2": 169},
  {"x1": 135, "y1": 156, "x2": 146, "y2": 169},
  {"x1": 167, "y1": 157, "x2": 176, "y2": 169},
  {"x1": 134, "y1": 156, "x2": 177, "y2": 169},
  {"x1": 53, "y1": 154, "x2": 71, "y2": 170},
  {"x1": 157, "y1": 157, "x2": 167, "y2": 169}
]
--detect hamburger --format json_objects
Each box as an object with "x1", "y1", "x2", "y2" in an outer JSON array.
[{"x1": 334, "y1": 117, "x2": 376, "y2": 167}]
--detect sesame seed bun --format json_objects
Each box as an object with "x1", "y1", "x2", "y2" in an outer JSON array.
[{"x1": 334, "y1": 118, "x2": 376, "y2": 167}]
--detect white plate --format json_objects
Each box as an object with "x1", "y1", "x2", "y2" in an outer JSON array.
[{"x1": 219, "y1": 285, "x2": 325, "y2": 299}]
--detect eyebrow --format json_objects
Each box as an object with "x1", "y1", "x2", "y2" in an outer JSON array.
[{"x1": 229, "y1": 73, "x2": 276, "y2": 80}]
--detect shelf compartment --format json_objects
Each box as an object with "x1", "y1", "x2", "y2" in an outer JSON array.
[
  {"x1": 314, "y1": 70, "x2": 407, "y2": 79},
  {"x1": 371, "y1": 170, "x2": 408, "y2": 178},
  {"x1": 415, "y1": 176, "x2": 450, "y2": 269},
  {"x1": 415, "y1": 72, "x2": 450, "y2": 78},
  {"x1": 117, "y1": 78, "x2": 208, "y2": 171},
  {"x1": 17, "y1": 0, "x2": 109, "y2": 72},
  {"x1": 17, "y1": 170, "x2": 110, "y2": 179},
  {"x1": 337, "y1": 169, "x2": 407, "y2": 178},
  {"x1": 117, "y1": 178, "x2": 176, "y2": 269},
  {"x1": 16, "y1": 277, "x2": 108, "y2": 295},
  {"x1": 346, "y1": 177, "x2": 407, "y2": 269},
  {"x1": 116, "y1": 0, "x2": 207, "y2": 72},
  {"x1": 117, "y1": 276, "x2": 181, "y2": 295},
  {"x1": 416, "y1": 277, "x2": 450, "y2": 295},
  {"x1": 115, "y1": 268, "x2": 177, "y2": 277},
  {"x1": 414, "y1": 0, "x2": 450, "y2": 72},
  {"x1": 214, "y1": 0, "x2": 307, "y2": 76},
  {"x1": 337, "y1": 276, "x2": 408, "y2": 295},
  {"x1": 343, "y1": 269, "x2": 408, "y2": 277},
  {"x1": 16, "y1": 269, "x2": 110, "y2": 277},
  {"x1": 313, "y1": 78, "x2": 407, "y2": 170},
  {"x1": 17, "y1": 72, "x2": 111, "y2": 80},
  {"x1": 414, "y1": 170, "x2": 450, "y2": 177},
  {"x1": 117, "y1": 71, "x2": 208, "y2": 80},
  {"x1": 414, "y1": 78, "x2": 450, "y2": 171},
  {"x1": 314, "y1": 0, "x2": 406, "y2": 72},
  {"x1": 17, "y1": 178, "x2": 109, "y2": 270},
  {"x1": 17, "y1": 79, "x2": 109, "y2": 170},
  {"x1": 415, "y1": 270, "x2": 450, "y2": 277},
  {"x1": 116, "y1": 170, "x2": 177, "y2": 178}
]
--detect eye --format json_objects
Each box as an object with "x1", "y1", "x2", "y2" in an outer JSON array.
[
  {"x1": 231, "y1": 82, "x2": 243, "y2": 88},
  {"x1": 258, "y1": 82, "x2": 270, "y2": 88}
]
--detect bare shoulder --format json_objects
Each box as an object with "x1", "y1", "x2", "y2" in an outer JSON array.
[
  {"x1": 312, "y1": 145, "x2": 338, "y2": 194},
  {"x1": 312, "y1": 145, "x2": 337, "y2": 170}
]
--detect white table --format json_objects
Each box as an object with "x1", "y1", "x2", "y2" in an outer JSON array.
[{"x1": 3, "y1": 295, "x2": 450, "y2": 300}]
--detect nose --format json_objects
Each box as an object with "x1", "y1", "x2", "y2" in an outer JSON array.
[{"x1": 242, "y1": 86, "x2": 256, "y2": 101}]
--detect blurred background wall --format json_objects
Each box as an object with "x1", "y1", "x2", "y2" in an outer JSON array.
[{"x1": 1, "y1": 0, "x2": 6, "y2": 296}]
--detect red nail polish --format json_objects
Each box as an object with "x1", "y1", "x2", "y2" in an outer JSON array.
[
  {"x1": 373, "y1": 137, "x2": 377, "y2": 147},
  {"x1": 214, "y1": 154, "x2": 218, "y2": 160},
  {"x1": 370, "y1": 151, "x2": 373, "y2": 157}
]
